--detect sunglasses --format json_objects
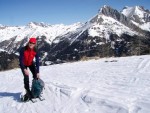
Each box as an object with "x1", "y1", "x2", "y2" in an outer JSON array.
[{"x1": 29, "y1": 42, "x2": 36, "y2": 45}]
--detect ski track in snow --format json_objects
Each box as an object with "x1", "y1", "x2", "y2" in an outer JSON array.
[{"x1": 0, "y1": 55, "x2": 150, "y2": 113}]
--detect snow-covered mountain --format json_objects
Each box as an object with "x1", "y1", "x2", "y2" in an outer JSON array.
[
  {"x1": 122, "y1": 6, "x2": 150, "y2": 23},
  {"x1": 122, "y1": 6, "x2": 150, "y2": 31},
  {"x1": 0, "y1": 22, "x2": 83, "y2": 44},
  {"x1": 1, "y1": 55, "x2": 150, "y2": 113},
  {"x1": 89, "y1": 5, "x2": 138, "y2": 38},
  {"x1": 0, "y1": 5, "x2": 150, "y2": 70}
]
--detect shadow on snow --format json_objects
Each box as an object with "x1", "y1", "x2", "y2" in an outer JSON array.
[{"x1": 0, "y1": 92, "x2": 21, "y2": 102}]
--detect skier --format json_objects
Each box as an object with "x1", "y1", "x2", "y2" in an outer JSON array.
[{"x1": 19, "y1": 37, "x2": 40, "y2": 101}]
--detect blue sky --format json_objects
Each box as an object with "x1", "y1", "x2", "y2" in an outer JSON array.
[{"x1": 0, "y1": 0, "x2": 149, "y2": 26}]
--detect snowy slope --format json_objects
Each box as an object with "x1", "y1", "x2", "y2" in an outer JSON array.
[
  {"x1": 88, "y1": 15, "x2": 137, "y2": 38},
  {"x1": 0, "y1": 55, "x2": 150, "y2": 113}
]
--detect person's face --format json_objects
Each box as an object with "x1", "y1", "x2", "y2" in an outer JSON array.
[{"x1": 28, "y1": 42, "x2": 36, "y2": 49}]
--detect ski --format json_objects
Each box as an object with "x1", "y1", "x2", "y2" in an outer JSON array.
[
  {"x1": 38, "y1": 95, "x2": 45, "y2": 101},
  {"x1": 30, "y1": 98, "x2": 37, "y2": 103},
  {"x1": 20, "y1": 95, "x2": 45, "y2": 103},
  {"x1": 29, "y1": 95, "x2": 45, "y2": 103}
]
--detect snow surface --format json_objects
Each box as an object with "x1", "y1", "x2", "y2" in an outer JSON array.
[
  {"x1": 140, "y1": 23, "x2": 150, "y2": 31},
  {"x1": 0, "y1": 55, "x2": 150, "y2": 113},
  {"x1": 0, "y1": 49, "x2": 5, "y2": 52}
]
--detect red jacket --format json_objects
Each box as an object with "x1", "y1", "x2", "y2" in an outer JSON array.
[
  {"x1": 19, "y1": 46, "x2": 40, "y2": 73},
  {"x1": 23, "y1": 47, "x2": 36, "y2": 66}
]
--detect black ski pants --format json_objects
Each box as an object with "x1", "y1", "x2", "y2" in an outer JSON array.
[{"x1": 20, "y1": 63, "x2": 37, "y2": 92}]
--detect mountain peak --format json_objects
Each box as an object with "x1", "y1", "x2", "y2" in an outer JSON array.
[
  {"x1": 99, "y1": 5, "x2": 114, "y2": 13},
  {"x1": 98, "y1": 5, "x2": 126, "y2": 21},
  {"x1": 121, "y1": 6, "x2": 150, "y2": 23},
  {"x1": 27, "y1": 22, "x2": 49, "y2": 28}
]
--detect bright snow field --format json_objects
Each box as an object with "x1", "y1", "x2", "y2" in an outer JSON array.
[{"x1": 0, "y1": 55, "x2": 150, "y2": 113}]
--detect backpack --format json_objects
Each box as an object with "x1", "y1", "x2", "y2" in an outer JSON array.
[{"x1": 31, "y1": 78, "x2": 45, "y2": 98}]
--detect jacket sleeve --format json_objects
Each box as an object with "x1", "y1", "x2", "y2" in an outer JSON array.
[
  {"x1": 35, "y1": 52, "x2": 40, "y2": 73},
  {"x1": 19, "y1": 47, "x2": 26, "y2": 69}
]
